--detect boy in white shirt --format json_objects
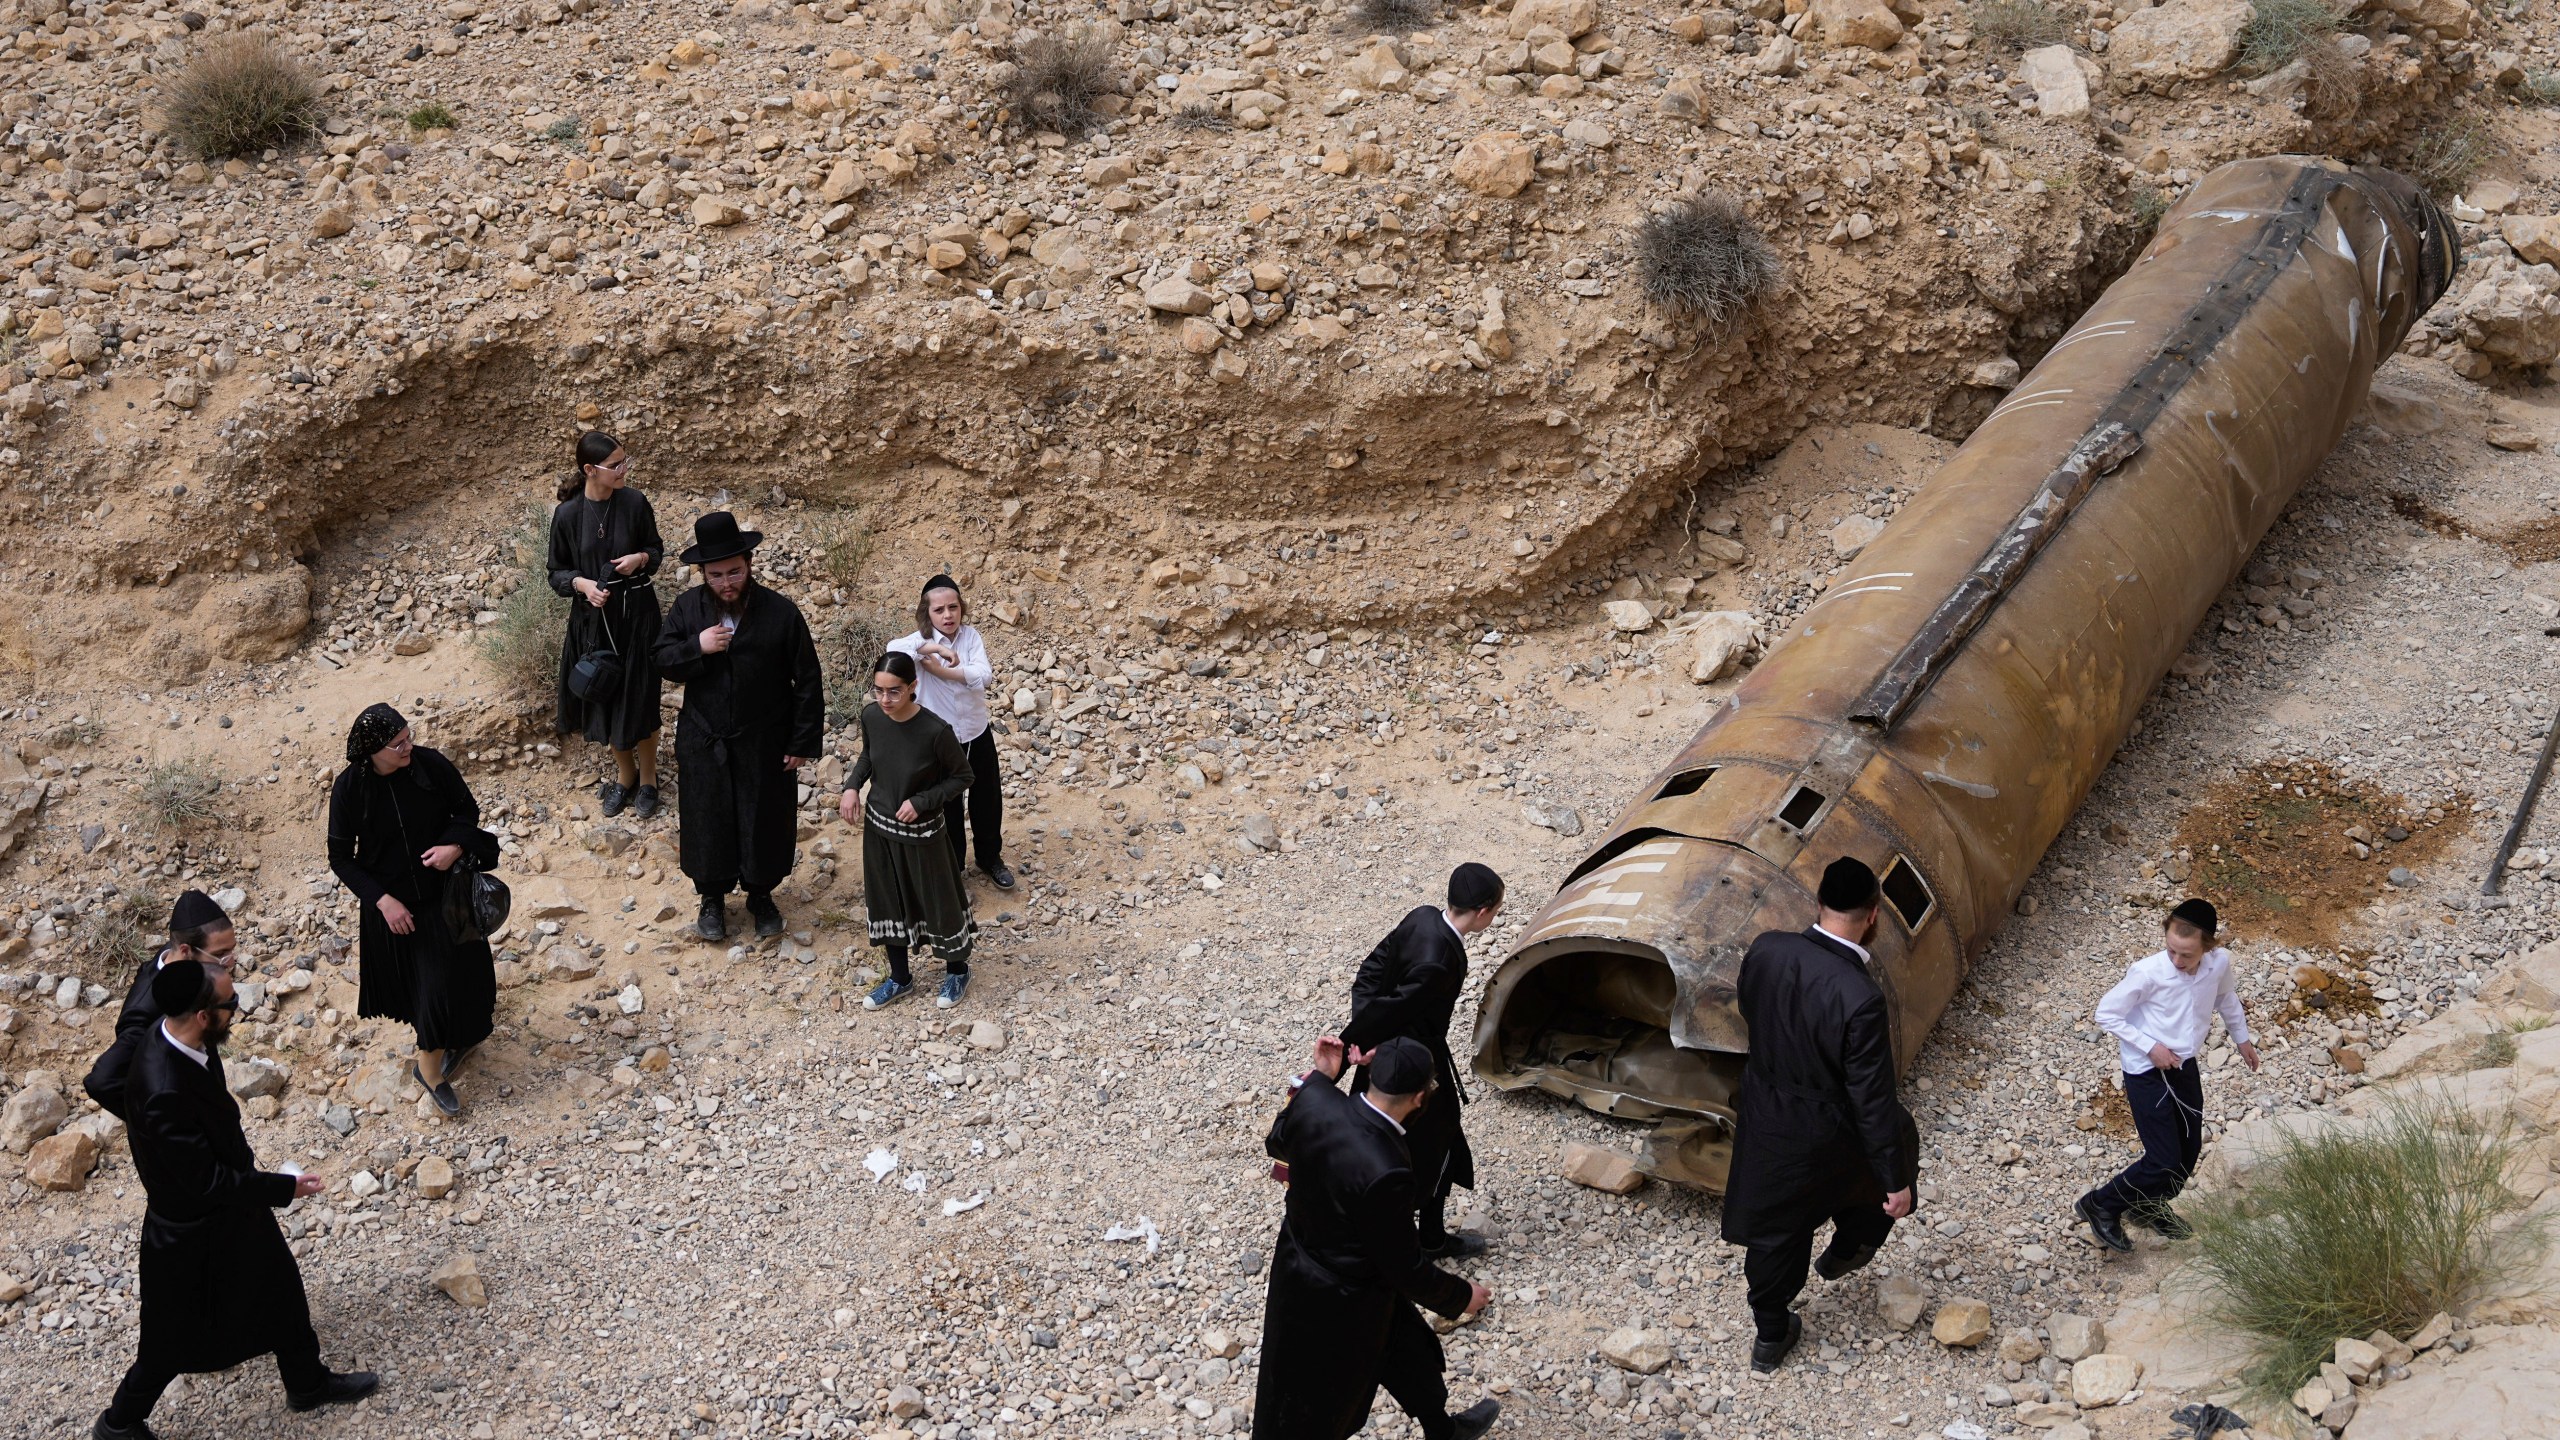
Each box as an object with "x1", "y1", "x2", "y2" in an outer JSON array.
[
  {"x1": 887, "y1": 575, "x2": 1014, "y2": 890},
  {"x1": 2075, "y1": 898, "x2": 2261, "y2": 1251}
]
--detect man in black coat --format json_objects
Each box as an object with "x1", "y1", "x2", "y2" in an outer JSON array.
[
  {"x1": 1719, "y1": 856, "x2": 1918, "y2": 1374},
  {"x1": 96, "y1": 961, "x2": 376, "y2": 1440},
  {"x1": 651, "y1": 512, "x2": 826, "y2": 943},
  {"x1": 1340, "y1": 862, "x2": 1503, "y2": 1258},
  {"x1": 1255, "y1": 1036, "x2": 1499, "y2": 1440},
  {"x1": 84, "y1": 889, "x2": 235, "y2": 1121}
]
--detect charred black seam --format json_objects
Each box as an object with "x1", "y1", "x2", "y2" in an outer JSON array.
[{"x1": 1849, "y1": 164, "x2": 2343, "y2": 734}]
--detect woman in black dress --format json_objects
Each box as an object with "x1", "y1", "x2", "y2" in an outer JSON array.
[
  {"x1": 327, "y1": 704, "x2": 500, "y2": 1116},
  {"x1": 549, "y1": 430, "x2": 667, "y2": 819},
  {"x1": 837, "y1": 652, "x2": 978, "y2": 1010}
]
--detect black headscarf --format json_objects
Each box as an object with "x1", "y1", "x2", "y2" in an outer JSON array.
[{"x1": 345, "y1": 703, "x2": 409, "y2": 765}]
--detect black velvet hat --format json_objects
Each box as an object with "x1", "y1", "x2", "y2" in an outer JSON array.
[{"x1": 680, "y1": 511, "x2": 763, "y2": 566}]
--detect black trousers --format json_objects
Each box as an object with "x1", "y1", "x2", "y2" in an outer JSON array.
[
  {"x1": 1743, "y1": 1202, "x2": 1896, "y2": 1345},
  {"x1": 2082, "y1": 1058, "x2": 2206, "y2": 1220},
  {"x1": 108, "y1": 1344, "x2": 325, "y2": 1425},
  {"x1": 943, "y1": 729, "x2": 1004, "y2": 873},
  {"x1": 1378, "y1": 1300, "x2": 1455, "y2": 1440}
]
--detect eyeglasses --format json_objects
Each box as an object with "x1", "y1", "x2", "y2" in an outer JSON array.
[
  {"x1": 595, "y1": 454, "x2": 631, "y2": 472},
  {"x1": 871, "y1": 686, "x2": 912, "y2": 700}
]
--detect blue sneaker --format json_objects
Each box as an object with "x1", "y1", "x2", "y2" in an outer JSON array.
[
  {"x1": 862, "y1": 977, "x2": 912, "y2": 1010},
  {"x1": 936, "y1": 971, "x2": 970, "y2": 1009}
]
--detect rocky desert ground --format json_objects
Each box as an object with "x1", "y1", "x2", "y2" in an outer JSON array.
[{"x1": 5, "y1": 0, "x2": 2560, "y2": 1435}]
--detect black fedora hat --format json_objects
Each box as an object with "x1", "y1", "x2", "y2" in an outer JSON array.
[{"x1": 680, "y1": 511, "x2": 763, "y2": 566}]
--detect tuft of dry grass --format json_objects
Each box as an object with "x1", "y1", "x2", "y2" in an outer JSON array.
[
  {"x1": 1349, "y1": 0, "x2": 1441, "y2": 35},
  {"x1": 1169, "y1": 103, "x2": 1231, "y2": 132},
  {"x1": 137, "y1": 761, "x2": 222, "y2": 830},
  {"x1": 1632, "y1": 193, "x2": 1782, "y2": 332},
  {"x1": 2398, "y1": 115, "x2": 2492, "y2": 197},
  {"x1": 1965, "y1": 0, "x2": 2071, "y2": 51},
  {"x1": 67, "y1": 887, "x2": 169, "y2": 981},
  {"x1": 1005, "y1": 25, "x2": 1119, "y2": 137},
  {"x1": 160, "y1": 35, "x2": 325, "y2": 159}
]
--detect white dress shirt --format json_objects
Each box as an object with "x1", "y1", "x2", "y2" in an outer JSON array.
[
  {"x1": 888, "y1": 625, "x2": 993, "y2": 744},
  {"x1": 160, "y1": 1020, "x2": 210, "y2": 1068},
  {"x1": 1361, "y1": 1093, "x2": 1408, "y2": 1135},
  {"x1": 2096, "y1": 947, "x2": 2250, "y2": 1074},
  {"x1": 1813, "y1": 922, "x2": 1872, "y2": 965}
]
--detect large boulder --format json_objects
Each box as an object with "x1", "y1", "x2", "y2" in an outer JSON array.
[
  {"x1": 1452, "y1": 132, "x2": 1537, "y2": 198},
  {"x1": 1808, "y1": 0, "x2": 1904, "y2": 49},
  {"x1": 24, "y1": 1129, "x2": 97, "y2": 1191},
  {"x1": 0, "y1": 1083, "x2": 67, "y2": 1154},
  {"x1": 2020, "y1": 44, "x2": 2093, "y2": 118},
  {"x1": 2350, "y1": 1324, "x2": 2560, "y2": 1438},
  {"x1": 2106, "y1": 0, "x2": 2252, "y2": 84},
  {"x1": 2502, "y1": 215, "x2": 2560, "y2": 269},
  {"x1": 2362, "y1": 0, "x2": 2474, "y2": 38},
  {"x1": 2451, "y1": 264, "x2": 2560, "y2": 372},
  {"x1": 203, "y1": 567, "x2": 313, "y2": 663}
]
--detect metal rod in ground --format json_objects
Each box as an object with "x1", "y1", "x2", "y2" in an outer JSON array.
[{"x1": 2484, "y1": 699, "x2": 2560, "y2": 895}]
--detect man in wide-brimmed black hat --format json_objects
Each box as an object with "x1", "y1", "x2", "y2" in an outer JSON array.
[{"x1": 651, "y1": 512, "x2": 825, "y2": 942}]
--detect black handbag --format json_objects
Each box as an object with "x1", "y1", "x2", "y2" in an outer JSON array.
[
  {"x1": 568, "y1": 582, "x2": 629, "y2": 703},
  {"x1": 441, "y1": 849, "x2": 512, "y2": 941}
]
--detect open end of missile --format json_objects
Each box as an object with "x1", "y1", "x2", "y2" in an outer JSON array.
[{"x1": 1479, "y1": 942, "x2": 1743, "y2": 1186}]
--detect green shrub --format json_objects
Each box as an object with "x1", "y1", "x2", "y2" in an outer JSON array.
[
  {"x1": 479, "y1": 506, "x2": 564, "y2": 703},
  {"x1": 137, "y1": 761, "x2": 222, "y2": 830},
  {"x1": 543, "y1": 115, "x2": 583, "y2": 145},
  {"x1": 2522, "y1": 72, "x2": 2560, "y2": 106},
  {"x1": 406, "y1": 101, "x2": 458, "y2": 131},
  {"x1": 1965, "y1": 0, "x2": 2071, "y2": 51},
  {"x1": 822, "y1": 614, "x2": 902, "y2": 728},
  {"x1": 2189, "y1": 1096, "x2": 2546, "y2": 1400},
  {"x1": 161, "y1": 34, "x2": 325, "y2": 159},
  {"x1": 1632, "y1": 193, "x2": 1782, "y2": 331},
  {"x1": 2129, "y1": 184, "x2": 2173, "y2": 231}
]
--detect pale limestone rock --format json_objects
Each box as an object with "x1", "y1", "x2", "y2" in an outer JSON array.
[
  {"x1": 2106, "y1": 0, "x2": 2251, "y2": 83},
  {"x1": 1561, "y1": 1142, "x2": 1646, "y2": 1194}
]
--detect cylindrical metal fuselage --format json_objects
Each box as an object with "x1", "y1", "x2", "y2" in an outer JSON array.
[{"x1": 1471, "y1": 158, "x2": 2457, "y2": 1188}]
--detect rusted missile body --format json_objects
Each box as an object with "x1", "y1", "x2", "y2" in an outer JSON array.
[{"x1": 1472, "y1": 157, "x2": 2458, "y2": 1189}]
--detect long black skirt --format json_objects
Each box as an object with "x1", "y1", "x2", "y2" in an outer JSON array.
[
  {"x1": 354, "y1": 868, "x2": 496, "y2": 1053},
  {"x1": 861, "y1": 806, "x2": 975, "y2": 963},
  {"x1": 554, "y1": 590, "x2": 664, "y2": 751}
]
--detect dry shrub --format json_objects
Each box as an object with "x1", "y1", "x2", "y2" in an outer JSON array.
[
  {"x1": 479, "y1": 506, "x2": 564, "y2": 703},
  {"x1": 1964, "y1": 0, "x2": 2071, "y2": 51},
  {"x1": 2190, "y1": 1095, "x2": 2545, "y2": 1401},
  {"x1": 1006, "y1": 26, "x2": 1119, "y2": 137},
  {"x1": 137, "y1": 761, "x2": 221, "y2": 830},
  {"x1": 2521, "y1": 72, "x2": 2560, "y2": 107},
  {"x1": 1633, "y1": 193, "x2": 1781, "y2": 332},
  {"x1": 2238, "y1": 0, "x2": 2342, "y2": 72},
  {"x1": 1349, "y1": 0, "x2": 1441, "y2": 34},
  {"x1": 67, "y1": 886, "x2": 168, "y2": 980},
  {"x1": 1169, "y1": 103, "x2": 1230, "y2": 132},
  {"x1": 161, "y1": 35, "x2": 325, "y2": 159},
  {"x1": 2397, "y1": 115, "x2": 2492, "y2": 197}
]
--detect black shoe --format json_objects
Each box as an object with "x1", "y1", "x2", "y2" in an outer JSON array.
[
  {"x1": 1450, "y1": 1397, "x2": 1502, "y2": 1440},
  {"x1": 413, "y1": 1062, "x2": 460, "y2": 1117},
  {"x1": 93, "y1": 1412, "x2": 157, "y2": 1440},
  {"x1": 1749, "y1": 1313, "x2": 1802, "y2": 1375},
  {"x1": 695, "y1": 898, "x2": 727, "y2": 942},
  {"x1": 598, "y1": 780, "x2": 631, "y2": 818},
  {"x1": 632, "y1": 784, "x2": 661, "y2": 820},
  {"x1": 1421, "y1": 1232, "x2": 1489, "y2": 1260},
  {"x1": 1814, "y1": 1238, "x2": 1879, "y2": 1281},
  {"x1": 2131, "y1": 1203, "x2": 2194, "y2": 1241},
  {"x1": 984, "y1": 862, "x2": 1016, "y2": 890},
  {"x1": 444, "y1": 1042, "x2": 479, "y2": 1080},
  {"x1": 2078, "y1": 1196, "x2": 2133, "y2": 1253},
  {"x1": 746, "y1": 891, "x2": 784, "y2": 938},
  {"x1": 285, "y1": 1369, "x2": 379, "y2": 1412}
]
